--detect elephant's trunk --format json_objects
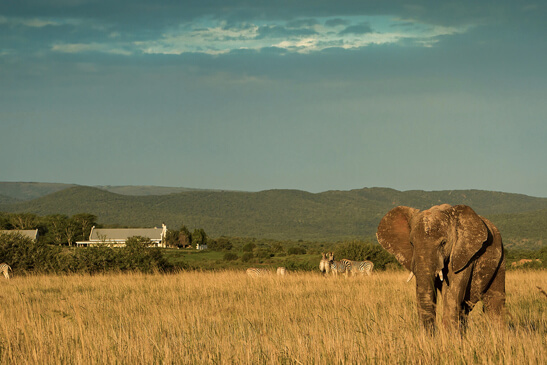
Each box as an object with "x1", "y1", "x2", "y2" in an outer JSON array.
[{"x1": 415, "y1": 270, "x2": 438, "y2": 330}]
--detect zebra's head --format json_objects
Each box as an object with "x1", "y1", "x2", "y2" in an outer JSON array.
[{"x1": 319, "y1": 252, "x2": 332, "y2": 274}]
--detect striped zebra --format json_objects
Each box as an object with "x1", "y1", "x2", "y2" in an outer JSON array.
[
  {"x1": 0, "y1": 263, "x2": 12, "y2": 280},
  {"x1": 246, "y1": 268, "x2": 269, "y2": 277},
  {"x1": 341, "y1": 259, "x2": 374, "y2": 276},
  {"x1": 328, "y1": 253, "x2": 350, "y2": 278},
  {"x1": 319, "y1": 252, "x2": 331, "y2": 275},
  {"x1": 276, "y1": 267, "x2": 287, "y2": 276}
]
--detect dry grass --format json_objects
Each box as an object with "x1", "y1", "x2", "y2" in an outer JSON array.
[{"x1": 0, "y1": 271, "x2": 545, "y2": 364}]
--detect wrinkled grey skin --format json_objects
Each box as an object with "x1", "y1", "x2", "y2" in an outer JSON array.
[{"x1": 377, "y1": 204, "x2": 505, "y2": 330}]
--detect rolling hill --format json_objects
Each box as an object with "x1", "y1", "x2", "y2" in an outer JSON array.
[
  {"x1": 0, "y1": 182, "x2": 77, "y2": 201},
  {"x1": 0, "y1": 182, "x2": 220, "y2": 200},
  {"x1": 0, "y1": 183, "x2": 545, "y2": 249}
]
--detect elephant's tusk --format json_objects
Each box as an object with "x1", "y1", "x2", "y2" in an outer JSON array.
[
  {"x1": 406, "y1": 271, "x2": 414, "y2": 282},
  {"x1": 438, "y1": 270, "x2": 444, "y2": 281}
]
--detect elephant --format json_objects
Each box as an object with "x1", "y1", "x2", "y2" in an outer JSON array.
[{"x1": 376, "y1": 204, "x2": 505, "y2": 331}]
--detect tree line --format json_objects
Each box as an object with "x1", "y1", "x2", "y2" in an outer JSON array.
[
  {"x1": 0, "y1": 212, "x2": 97, "y2": 246},
  {"x1": 0, "y1": 212, "x2": 213, "y2": 249},
  {"x1": 0, "y1": 232, "x2": 175, "y2": 274},
  {"x1": 1, "y1": 212, "x2": 545, "y2": 274}
]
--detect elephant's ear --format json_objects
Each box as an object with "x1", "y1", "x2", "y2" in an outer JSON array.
[
  {"x1": 376, "y1": 206, "x2": 418, "y2": 271},
  {"x1": 450, "y1": 205, "x2": 488, "y2": 273}
]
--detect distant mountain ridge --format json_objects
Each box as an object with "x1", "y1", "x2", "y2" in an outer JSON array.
[
  {"x1": 0, "y1": 183, "x2": 545, "y2": 249},
  {"x1": 0, "y1": 182, "x2": 225, "y2": 200}
]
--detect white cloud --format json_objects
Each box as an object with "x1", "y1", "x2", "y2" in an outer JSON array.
[
  {"x1": 52, "y1": 43, "x2": 132, "y2": 56},
  {"x1": 0, "y1": 15, "x2": 80, "y2": 28},
  {"x1": 131, "y1": 16, "x2": 471, "y2": 55},
  {"x1": 42, "y1": 15, "x2": 470, "y2": 56}
]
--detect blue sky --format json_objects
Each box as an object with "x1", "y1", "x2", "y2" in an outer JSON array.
[{"x1": 1, "y1": 1, "x2": 546, "y2": 197}]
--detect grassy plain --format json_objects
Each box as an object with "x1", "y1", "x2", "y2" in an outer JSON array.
[{"x1": 0, "y1": 271, "x2": 545, "y2": 364}]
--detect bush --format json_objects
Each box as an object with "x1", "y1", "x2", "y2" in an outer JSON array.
[
  {"x1": 334, "y1": 240, "x2": 399, "y2": 270},
  {"x1": 0, "y1": 233, "x2": 173, "y2": 274},
  {"x1": 209, "y1": 237, "x2": 233, "y2": 251},
  {"x1": 241, "y1": 252, "x2": 253, "y2": 262},
  {"x1": 270, "y1": 242, "x2": 284, "y2": 253},
  {"x1": 281, "y1": 258, "x2": 316, "y2": 271},
  {"x1": 0, "y1": 232, "x2": 66, "y2": 273},
  {"x1": 119, "y1": 236, "x2": 172, "y2": 273},
  {"x1": 223, "y1": 252, "x2": 238, "y2": 261},
  {"x1": 287, "y1": 247, "x2": 307, "y2": 255},
  {"x1": 242, "y1": 243, "x2": 256, "y2": 252},
  {"x1": 256, "y1": 248, "x2": 273, "y2": 259}
]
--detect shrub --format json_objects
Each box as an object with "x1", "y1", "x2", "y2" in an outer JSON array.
[
  {"x1": 241, "y1": 252, "x2": 253, "y2": 262},
  {"x1": 210, "y1": 237, "x2": 233, "y2": 251},
  {"x1": 0, "y1": 232, "x2": 66, "y2": 273},
  {"x1": 270, "y1": 242, "x2": 284, "y2": 253},
  {"x1": 287, "y1": 247, "x2": 307, "y2": 255},
  {"x1": 334, "y1": 240, "x2": 399, "y2": 270},
  {"x1": 223, "y1": 252, "x2": 238, "y2": 261},
  {"x1": 282, "y1": 258, "x2": 316, "y2": 271},
  {"x1": 256, "y1": 248, "x2": 273, "y2": 259},
  {"x1": 242, "y1": 243, "x2": 256, "y2": 252},
  {"x1": 0, "y1": 233, "x2": 174, "y2": 274},
  {"x1": 119, "y1": 236, "x2": 172, "y2": 273}
]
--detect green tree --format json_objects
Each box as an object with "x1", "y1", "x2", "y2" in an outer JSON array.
[
  {"x1": 192, "y1": 228, "x2": 207, "y2": 246},
  {"x1": 165, "y1": 229, "x2": 180, "y2": 248},
  {"x1": 9, "y1": 213, "x2": 39, "y2": 230},
  {"x1": 0, "y1": 212, "x2": 11, "y2": 229},
  {"x1": 71, "y1": 213, "x2": 97, "y2": 241},
  {"x1": 44, "y1": 214, "x2": 69, "y2": 245},
  {"x1": 165, "y1": 225, "x2": 193, "y2": 248}
]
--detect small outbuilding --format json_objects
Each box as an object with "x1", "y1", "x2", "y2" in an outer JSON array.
[
  {"x1": 0, "y1": 229, "x2": 39, "y2": 242},
  {"x1": 76, "y1": 224, "x2": 167, "y2": 248}
]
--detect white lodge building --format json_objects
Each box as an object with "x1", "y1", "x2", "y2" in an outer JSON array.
[{"x1": 76, "y1": 224, "x2": 167, "y2": 248}]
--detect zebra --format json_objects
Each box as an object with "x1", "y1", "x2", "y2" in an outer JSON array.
[
  {"x1": 341, "y1": 259, "x2": 374, "y2": 276},
  {"x1": 319, "y1": 252, "x2": 331, "y2": 275},
  {"x1": 0, "y1": 263, "x2": 12, "y2": 280},
  {"x1": 246, "y1": 268, "x2": 269, "y2": 277},
  {"x1": 328, "y1": 253, "x2": 350, "y2": 278},
  {"x1": 276, "y1": 267, "x2": 287, "y2": 276}
]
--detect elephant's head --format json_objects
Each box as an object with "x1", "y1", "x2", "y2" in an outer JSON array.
[{"x1": 376, "y1": 204, "x2": 489, "y2": 328}]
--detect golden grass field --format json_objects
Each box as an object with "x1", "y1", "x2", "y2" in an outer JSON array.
[{"x1": 1, "y1": 270, "x2": 545, "y2": 364}]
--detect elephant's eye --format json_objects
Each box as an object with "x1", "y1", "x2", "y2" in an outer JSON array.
[{"x1": 439, "y1": 240, "x2": 446, "y2": 247}]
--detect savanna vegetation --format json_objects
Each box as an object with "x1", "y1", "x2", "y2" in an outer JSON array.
[
  {"x1": 1, "y1": 184, "x2": 545, "y2": 364},
  {"x1": 0, "y1": 271, "x2": 545, "y2": 364},
  {"x1": 1, "y1": 184, "x2": 546, "y2": 248}
]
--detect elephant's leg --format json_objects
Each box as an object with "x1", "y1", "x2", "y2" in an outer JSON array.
[
  {"x1": 442, "y1": 289, "x2": 462, "y2": 330},
  {"x1": 459, "y1": 301, "x2": 474, "y2": 331},
  {"x1": 482, "y1": 263, "x2": 506, "y2": 322},
  {"x1": 442, "y1": 270, "x2": 472, "y2": 330}
]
